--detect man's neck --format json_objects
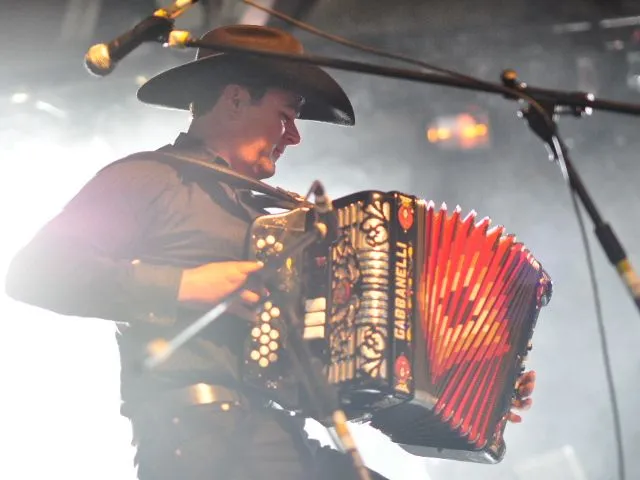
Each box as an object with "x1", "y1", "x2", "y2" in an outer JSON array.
[{"x1": 187, "y1": 124, "x2": 235, "y2": 168}]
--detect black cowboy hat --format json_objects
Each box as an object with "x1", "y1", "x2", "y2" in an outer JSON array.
[{"x1": 137, "y1": 25, "x2": 355, "y2": 126}]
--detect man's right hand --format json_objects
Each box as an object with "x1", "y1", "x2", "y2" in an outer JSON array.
[{"x1": 177, "y1": 261, "x2": 264, "y2": 308}]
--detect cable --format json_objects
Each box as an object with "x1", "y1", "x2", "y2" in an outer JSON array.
[
  {"x1": 553, "y1": 138, "x2": 626, "y2": 480},
  {"x1": 244, "y1": 0, "x2": 503, "y2": 82},
  {"x1": 241, "y1": 1, "x2": 558, "y2": 137},
  {"x1": 571, "y1": 189, "x2": 625, "y2": 480},
  {"x1": 244, "y1": 0, "x2": 465, "y2": 75},
  {"x1": 242, "y1": 2, "x2": 627, "y2": 478}
]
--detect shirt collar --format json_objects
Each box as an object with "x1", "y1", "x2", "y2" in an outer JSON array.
[{"x1": 172, "y1": 132, "x2": 231, "y2": 168}]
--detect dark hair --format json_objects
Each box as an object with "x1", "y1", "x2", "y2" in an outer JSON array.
[{"x1": 189, "y1": 80, "x2": 270, "y2": 118}]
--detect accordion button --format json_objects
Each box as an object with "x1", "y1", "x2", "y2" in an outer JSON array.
[
  {"x1": 266, "y1": 235, "x2": 276, "y2": 245},
  {"x1": 256, "y1": 238, "x2": 266, "y2": 249}
]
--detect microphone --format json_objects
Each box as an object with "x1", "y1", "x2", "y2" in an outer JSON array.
[{"x1": 84, "y1": 0, "x2": 198, "y2": 77}]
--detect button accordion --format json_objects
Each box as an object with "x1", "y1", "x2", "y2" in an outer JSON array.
[{"x1": 243, "y1": 190, "x2": 552, "y2": 463}]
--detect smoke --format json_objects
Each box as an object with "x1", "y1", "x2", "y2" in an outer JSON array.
[{"x1": 3, "y1": 20, "x2": 640, "y2": 480}]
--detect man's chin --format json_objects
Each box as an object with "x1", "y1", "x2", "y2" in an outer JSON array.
[{"x1": 254, "y1": 157, "x2": 276, "y2": 179}]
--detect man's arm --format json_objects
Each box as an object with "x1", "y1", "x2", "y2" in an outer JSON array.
[{"x1": 4, "y1": 157, "x2": 183, "y2": 323}]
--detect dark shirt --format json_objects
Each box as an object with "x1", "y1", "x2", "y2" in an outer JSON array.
[
  {"x1": 5, "y1": 132, "x2": 266, "y2": 407},
  {"x1": 5, "y1": 134, "x2": 393, "y2": 480}
]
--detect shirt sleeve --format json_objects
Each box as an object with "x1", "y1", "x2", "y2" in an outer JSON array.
[{"x1": 4, "y1": 156, "x2": 183, "y2": 324}]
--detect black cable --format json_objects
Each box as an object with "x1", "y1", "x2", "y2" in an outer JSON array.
[
  {"x1": 241, "y1": 2, "x2": 627, "y2": 478},
  {"x1": 542, "y1": 133, "x2": 626, "y2": 480},
  {"x1": 243, "y1": 0, "x2": 516, "y2": 85},
  {"x1": 556, "y1": 142, "x2": 625, "y2": 480}
]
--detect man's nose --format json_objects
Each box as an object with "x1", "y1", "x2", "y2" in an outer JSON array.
[{"x1": 283, "y1": 121, "x2": 301, "y2": 146}]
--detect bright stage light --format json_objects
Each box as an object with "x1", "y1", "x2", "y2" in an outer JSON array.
[{"x1": 426, "y1": 111, "x2": 491, "y2": 151}]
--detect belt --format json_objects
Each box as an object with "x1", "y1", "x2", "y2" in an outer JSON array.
[
  {"x1": 162, "y1": 383, "x2": 245, "y2": 409},
  {"x1": 122, "y1": 383, "x2": 248, "y2": 417}
]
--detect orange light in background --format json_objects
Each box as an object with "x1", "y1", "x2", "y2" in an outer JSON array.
[
  {"x1": 427, "y1": 127, "x2": 453, "y2": 142},
  {"x1": 426, "y1": 112, "x2": 491, "y2": 150}
]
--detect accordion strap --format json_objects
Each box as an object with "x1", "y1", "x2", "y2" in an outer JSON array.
[{"x1": 156, "y1": 151, "x2": 309, "y2": 211}]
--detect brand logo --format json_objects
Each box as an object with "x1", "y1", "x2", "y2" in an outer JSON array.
[
  {"x1": 398, "y1": 196, "x2": 415, "y2": 231},
  {"x1": 394, "y1": 354, "x2": 412, "y2": 394}
]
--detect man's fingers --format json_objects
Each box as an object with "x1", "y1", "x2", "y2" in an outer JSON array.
[
  {"x1": 517, "y1": 376, "x2": 535, "y2": 397},
  {"x1": 236, "y1": 261, "x2": 264, "y2": 273},
  {"x1": 515, "y1": 370, "x2": 535, "y2": 397},
  {"x1": 511, "y1": 398, "x2": 533, "y2": 411},
  {"x1": 518, "y1": 383, "x2": 535, "y2": 398},
  {"x1": 225, "y1": 262, "x2": 264, "y2": 289},
  {"x1": 507, "y1": 412, "x2": 523, "y2": 424},
  {"x1": 240, "y1": 289, "x2": 261, "y2": 304},
  {"x1": 515, "y1": 370, "x2": 535, "y2": 386}
]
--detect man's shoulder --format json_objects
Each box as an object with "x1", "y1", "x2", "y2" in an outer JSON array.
[
  {"x1": 74, "y1": 150, "x2": 188, "y2": 201},
  {"x1": 98, "y1": 150, "x2": 182, "y2": 178}
]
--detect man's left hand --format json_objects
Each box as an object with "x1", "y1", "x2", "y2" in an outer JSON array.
[{"x1": 507, "y1": 370, "x2": 535, "y2": 424}]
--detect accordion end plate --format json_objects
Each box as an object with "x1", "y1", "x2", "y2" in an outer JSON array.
[{"x1": 398, "y1": 441, "x2": 505, "y2": 464}]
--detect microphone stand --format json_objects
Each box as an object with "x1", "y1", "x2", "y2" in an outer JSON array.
[
  {"x1": 279, "y1": 301, "x2": 372, "y2": 480},
  {"x1": 163, "y1": 33, "x2": 640, "y2": 316},
  {"x1": 500, "y1": 71, "x2": 640, "y2": 313},
  {"x1": 143, "y1": 221, "x2": 327, "y2": 371},
  {"x1": 141, "y1": 218, "x2": 372, "y2": 480},
  {"x1": 175, "y1": 36, "x2": 640, "y2": 115}
]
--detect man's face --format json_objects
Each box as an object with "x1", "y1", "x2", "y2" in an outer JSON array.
[{"x1": 230, "y1": 87, "x2": 303, "y2": 180}]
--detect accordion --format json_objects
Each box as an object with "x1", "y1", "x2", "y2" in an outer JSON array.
[{"x1": 243, "y1": 190, "x2": 552, "y2": 463}]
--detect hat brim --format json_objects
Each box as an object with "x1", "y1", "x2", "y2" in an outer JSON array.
[{"x1": 137, "y1": 53, "x2": 355, "y2": 126}]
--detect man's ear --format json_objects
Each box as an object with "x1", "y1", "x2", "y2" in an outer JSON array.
[{"x1": 220, "y1": 84, "x2": 251, "y2": 120}]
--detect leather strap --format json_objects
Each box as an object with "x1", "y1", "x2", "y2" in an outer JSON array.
[{"x1": 156, "y1": 151, "x2": 311, "y2": 210}]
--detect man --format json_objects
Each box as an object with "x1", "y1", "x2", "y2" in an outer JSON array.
[{"x1": 5, "y1": 25, "x2": 534, "y2": 480}]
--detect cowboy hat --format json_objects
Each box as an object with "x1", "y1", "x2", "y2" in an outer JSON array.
[{"x1": 137, "y1": 25, "x2": 355, "y2": 126}]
